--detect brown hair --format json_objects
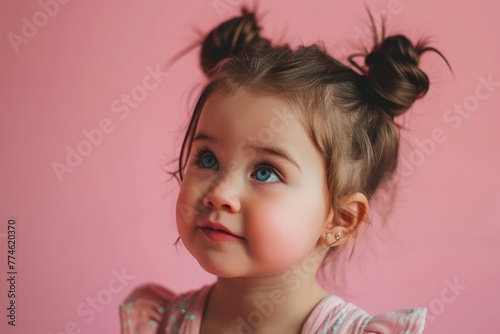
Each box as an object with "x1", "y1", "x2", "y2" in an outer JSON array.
[{"x1": 168, "y1": 7, "x2": 451, "y2": 261}]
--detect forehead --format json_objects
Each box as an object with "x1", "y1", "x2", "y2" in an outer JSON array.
[{"x1": 198, "y1": 91, "x2": 302, "y2": 142}]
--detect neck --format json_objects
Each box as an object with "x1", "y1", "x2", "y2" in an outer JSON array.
[{"x1": 203, "y1": 274, "x2": 329, "y2": 334}]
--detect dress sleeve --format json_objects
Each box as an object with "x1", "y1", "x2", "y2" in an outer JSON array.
[
  {"x1": 119, "y1": 283, "x2": 176, "y2": 334},
  {"x1": 363, "y1": 307, "x2": 428, "y2": 334}
]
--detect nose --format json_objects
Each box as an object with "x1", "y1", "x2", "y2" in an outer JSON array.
[{"x1": 202, "y1": 172, "x2": 241, "y2": 212}]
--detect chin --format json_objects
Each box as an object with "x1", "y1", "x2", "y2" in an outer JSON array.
[
  {"x1": 194, "y1": 257, "x2": 247, "y2": 278},
  {"x1": 199, "y1": 263, "x2": 234, "y2": 277}
]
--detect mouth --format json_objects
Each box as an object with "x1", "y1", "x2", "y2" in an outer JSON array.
[{"x1": 199, "y1": 221, "x2": 243, "y2": 242}]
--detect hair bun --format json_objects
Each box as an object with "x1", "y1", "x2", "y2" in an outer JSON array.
[
  {"x1": 349, "y1": 14, "x2": 451, "y2": 118},
  {"x1": 200, "y1": 7, "x2": 271, "y2": 75},
  {"x1": 365, "y1": 35, "x2": 431, "y2": 117},
  {"x1": 365, "y1": 36, "x2": 419, "y2": 68}
]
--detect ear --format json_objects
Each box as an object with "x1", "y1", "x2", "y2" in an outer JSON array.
[{"x1": 321, "y1": 192, "x2": 369, "y2": 246}]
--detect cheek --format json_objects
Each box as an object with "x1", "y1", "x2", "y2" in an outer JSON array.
[
  {"x1": 176, "y1": 177, "x2": 202, "y2": 229},
  {"x1": 175, "y1": 192, "x2": 187, "y2": 226},
  {"x1": 247, "y1": 200, "x2": 317, "y2": 264}
]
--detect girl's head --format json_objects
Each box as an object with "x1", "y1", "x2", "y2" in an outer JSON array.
[{"x1": 172, "y1": 7, "x2": 449, "y2": 277}]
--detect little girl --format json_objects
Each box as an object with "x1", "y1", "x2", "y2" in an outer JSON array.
[{"x1": 119, "y1": 7, "x2": 450, "y2": 334}]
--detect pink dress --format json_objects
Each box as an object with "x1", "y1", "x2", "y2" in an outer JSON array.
[{"x1": 119, "y1": 283, "x2": 427, "y2": 333}]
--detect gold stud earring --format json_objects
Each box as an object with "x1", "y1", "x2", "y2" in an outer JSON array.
[{"x1": 326, "y1": 232, "x2": 341, "y2": 245}]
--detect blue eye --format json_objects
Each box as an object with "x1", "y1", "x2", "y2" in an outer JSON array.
[
  {"x1": 192, "y1": 146, "x2": 282, "y2": 183},
  {"x1": 195, "y1": 148, "x2": 218, "y2": 169},
  {"x1": 199, "y1": 151, "x2": 218, "y2": 169},
  {"x1": 253, "y1": 165, "x2": 281, "y2": 183}
]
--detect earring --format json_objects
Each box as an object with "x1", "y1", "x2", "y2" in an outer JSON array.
[{"x1": 326, "y1": 232, "x2": 341, "y2": 245}]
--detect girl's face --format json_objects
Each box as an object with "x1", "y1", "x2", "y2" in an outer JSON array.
[{"x1": 176, "y1": 90, "x2": 333, "y2": 278}]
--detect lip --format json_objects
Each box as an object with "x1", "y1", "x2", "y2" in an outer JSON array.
[{"x1": 199, "y1": 221, "x2": 243, "y2": 242}]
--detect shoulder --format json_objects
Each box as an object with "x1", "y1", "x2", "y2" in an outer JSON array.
[
  {"x1": 119, "y1": 282, "x2": 212, "y2": 334},
  {"x1": 362, "y1": 307, "x2": 427, "y2": 334},
  {"x1": 304, "y1": 295, "x2": 428, "y2": 334}
]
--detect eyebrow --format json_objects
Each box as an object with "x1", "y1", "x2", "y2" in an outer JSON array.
[{"x1": 193, "y1": 131, "x2": 302, "y2": 172}]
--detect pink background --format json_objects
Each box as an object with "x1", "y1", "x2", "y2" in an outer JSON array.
[{"x1": 1, "y1": 0, "x2": 498, "y2": 333}]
